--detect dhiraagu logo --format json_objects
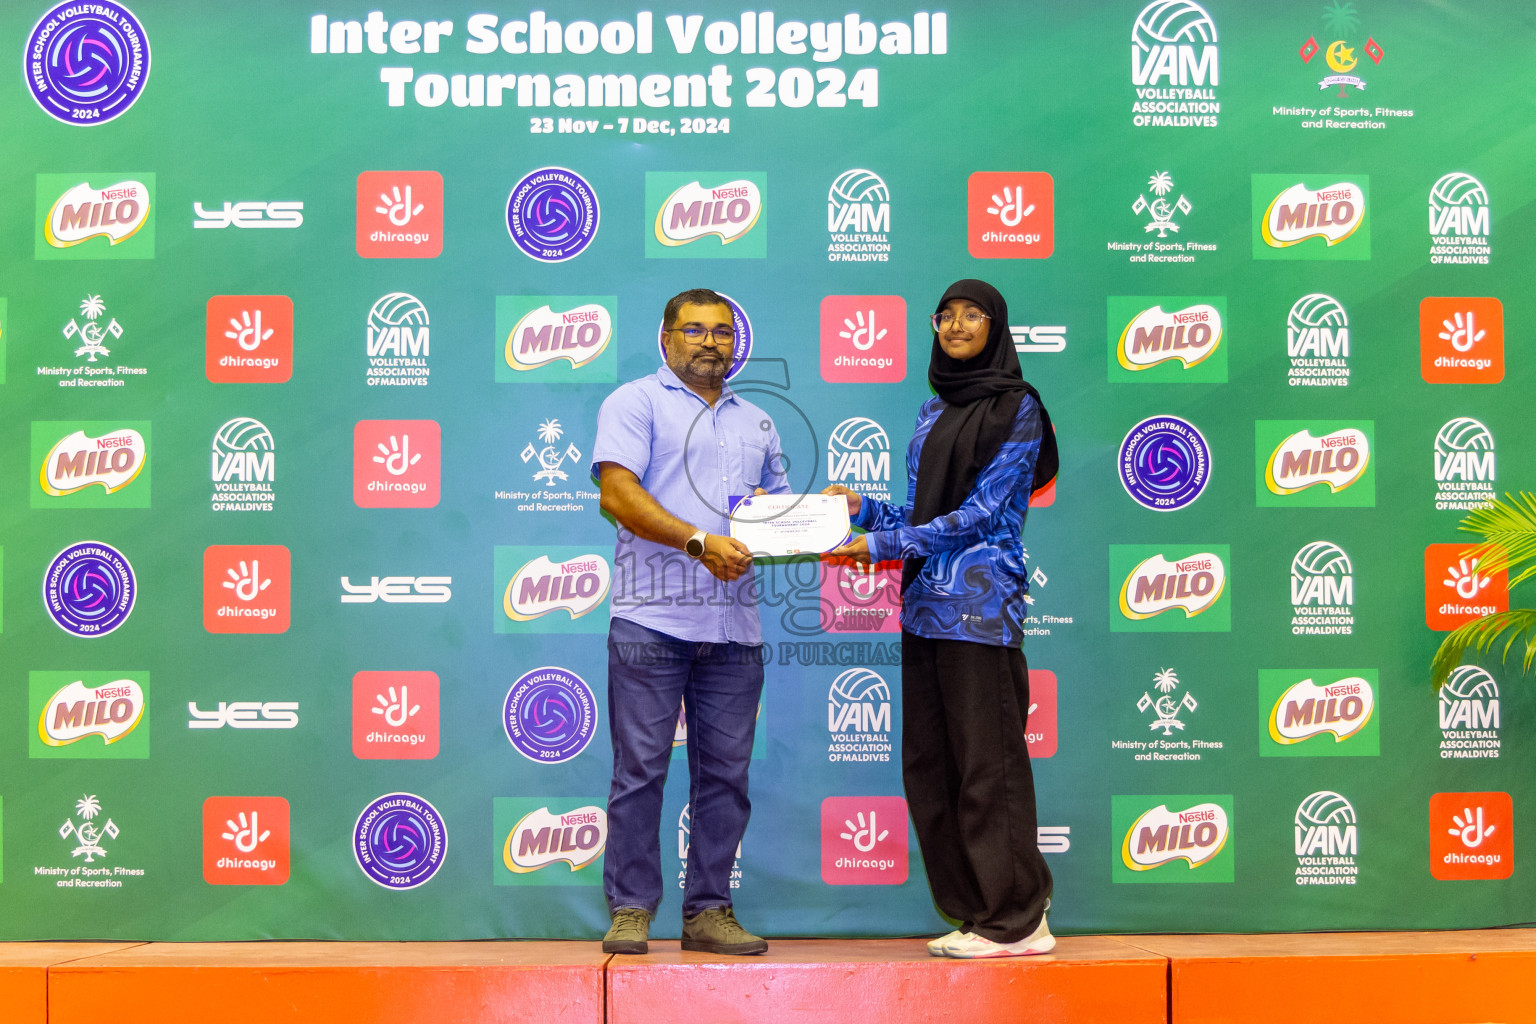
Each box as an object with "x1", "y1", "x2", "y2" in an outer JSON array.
[
  {"x1": 495, "y1": 296, "x2": 616, "y2": 383},
  {"x1": 1259, "y1": 670, "x2": 1380, "y2": 757},
  {"x1": 1112, "y1": 795, "x2": 1233, "y2": 883},
  {"x1": 646, "y1": 172, "x2": 767, "y2": 258}
]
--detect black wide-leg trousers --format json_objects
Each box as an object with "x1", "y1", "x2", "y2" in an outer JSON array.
[{"x1": 901, "y1": 631, "x2": 1053, "y2": 943}]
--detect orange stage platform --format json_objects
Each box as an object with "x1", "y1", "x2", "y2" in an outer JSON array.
[{"x1": 7, "y1": 930, "x2": 1536, "y2": 1024}]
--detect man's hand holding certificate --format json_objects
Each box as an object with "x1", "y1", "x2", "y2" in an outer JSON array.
[{"x1": 729, "y1": 493, "x2": 851, "y2": 556}]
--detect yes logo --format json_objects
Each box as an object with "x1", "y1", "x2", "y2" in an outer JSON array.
[
  {"x1": 1113, "y1": 796, "x2": 1233, "y2": 882},
  {"x1": 821, "y1": 796, "x2": 909, "y2": 885},
  {"x1": 1259, "y1": 670, "x2": 1379, "y2": 757},
  {"x1": 32, "y1": 423, "x2": 150, "y2": 508},
  {"x1": 820, "y1": 295, "x2": 906, "y2": 384},
  {"x1": 496, "y1": 296, "x2": 617, "y2": 381},
  {"x1": 206, "y1": 296, "x2": 293, "y2": 383},
  {"x1": 1430, "y1": 792, "x2": 1512, "y2": 880},
  {"x1": 37, "y1": 174, "x2": 155, "y2": 259},
  {"x1": 356, "y1": 171, "x2": 442, "y2": 258},
  {"x1": 1425, "y1": 543, "x2": 1508, "y2": 631},
  {"x1": 353, "y1": 671, "x2": 439, "y2": 759},
  {"x1": 1253, "y1": 175, "x2": 1369, "y2": 260},
  {"x1": 30, "y1": 672, "x2": 149, "y2": 758},
  {"x1": 494, "y1": 799, "x2": 607, "y2": 885},
  {"x1": 1256, "y1": 421, "x2": 1375, "y2": 507},
  {"x1": 203, "y1": 545, "x2": 290, "y2": 633},
  {"x1": 1112, "y1": 545, "x2": 1231, "y2": 632},
  {"x1": 495, "y1": 548, "x2": 611, "y2": 633},
  {"x1": 203, "y1": 796, "x2": 290, "y2": 885},
  {"x1": 1108, "y1": 297, "x2": 1226, "y2": 381},
  {"x1": 646, "y1": 173, "x2": 767, "y2": 258},
  {"x1": 967, "y1": 172, "x2": 1054, "y2": 258},
  {"x1": 1420, "y1": 298, "x2": 1503, "y2": 384},
  {"x1": 353, "y1": 420, "x2": 440, "y2": 508}
]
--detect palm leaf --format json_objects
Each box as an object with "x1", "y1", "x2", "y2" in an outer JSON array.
[
  {"x1": 1456, "y1": 492, "x2": 1536, "y2": 588},
  {"x1": 1431, "y1": 609, "x2": 1536, "y2": 689}
]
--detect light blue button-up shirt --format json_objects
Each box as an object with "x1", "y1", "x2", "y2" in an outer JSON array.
[{"x1": 592, "y1": 365, "x2": 789, "y2": 644}]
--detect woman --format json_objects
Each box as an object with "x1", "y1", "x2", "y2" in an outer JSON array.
[{"x1": 827, "y1": 279, "x2": 1057, "y2": 959}]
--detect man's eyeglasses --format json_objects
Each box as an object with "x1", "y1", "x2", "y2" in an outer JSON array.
[
  {"x1": 931, "y1": 311, "x2": 990, "y2": 331},
  {"x1": 670, "y1": 325, "x2": 736, "y2": 344}
]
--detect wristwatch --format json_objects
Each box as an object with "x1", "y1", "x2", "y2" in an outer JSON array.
[{"x1": 685, "y1": 530, "x2": 708, "y2": 558}]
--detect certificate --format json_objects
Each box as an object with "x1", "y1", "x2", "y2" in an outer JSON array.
[{"x1": 729, "y1": 493, "x2": 851, "y2": 556}]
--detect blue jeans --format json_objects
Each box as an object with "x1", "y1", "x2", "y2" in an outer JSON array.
[{"x1": 604, "y1": 616, "x2": 765, "y2": 917}]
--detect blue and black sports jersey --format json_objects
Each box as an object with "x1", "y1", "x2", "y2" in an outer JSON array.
[{"x1": 855, "y1": 394, "x2": 1043, "y2": 648}]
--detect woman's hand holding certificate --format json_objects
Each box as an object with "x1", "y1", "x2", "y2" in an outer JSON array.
[{"x1": 728, "y1": 493, "x2": 851, "y2": 556}]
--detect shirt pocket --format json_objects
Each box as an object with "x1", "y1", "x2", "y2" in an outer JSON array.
[{"x1": 739, "y1": 439, "x2": 769, "y2": 488}]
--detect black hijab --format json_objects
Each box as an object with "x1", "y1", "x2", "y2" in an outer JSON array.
[{"x1": 903, "y1": 279, "x2": 1058, "y2": 592}]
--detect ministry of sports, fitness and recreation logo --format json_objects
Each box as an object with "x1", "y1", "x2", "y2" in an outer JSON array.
[
  {"x1": 1253, "y1": 175, "x2": 1369, "y2": 260},
  {"x1": 1109, "y1": 171, "x2": 1218, "y2": 263},
  {"x1": 1112, "y1": 666, "x2": 1222, "y2": 762},
  {"x1": 1129, "y1": 1, "x2": 1219, "y2": 128},
  {"x1": 210, "y1": 416, "x2": 275, "y2": 512},
  {"x1": 827, "y1": 668, "x2": 892, "y2": 764},
  {"x1": 354, "y1": 792, "x2": 447, "y2": 889},
  {"x1": 506, "y1": 167, "x2": 599, "y2": 262},
  {"x1": 1119, "y1": 416, "x2": 1210, "y2": 511},
  {"x1": 1113, "y1": 796, "x2": 1233, "y2": 883},
  {"x1": 1108, "y1": 297, "x2": 1226, "y2": 383},
  {"x1": 1112, "y1": 546, "x2": 1230, "y2": 633},
  {"x1": 1286, "y1": 293, "x2": 1351, "y2": 387},
  {"x1": 25, "y1": 2, "x2": 150, "y2": 125},
  {"x1": 826, "y1": 417, "x2": 891, "y2": 502},
  {"x1": 1260, "y1": 670, "x2": 1379, "y2": 757},
  {"x1": 1428, "y1": 172, "x2": 1490, "y2": 265},
  {"x1": 1298, "y1": 2, "x2": 1382, "y2": 98},
  {"x1": 35, "y1": 424, "x2": 149, "y2": 508},
  {"x1": 1294, "y1": 790, "x2": 1359, "y2": 886},
  {"x1": 827, "y1": 168, "x2": 890, "y2": 263},
  {"x1": 647, "y1": 173, "x2": 767, "y2": 258},
  {"x1": 1257, "y1": 421, "x2": 1374, "y2": 508},
  {"x1": 1433, "y1": 417, "x2": 1496, "y2": 512},
  {"x1": 37, "y1": 175, "x2": 155, "y2": 260},
  {"x1": 503, "y1": 666, "x2": 597, "y2": 764},
  {"x1": 44, "y1": 541, "x2": 135, "y2": 636},
  {"x1": 31, "y1": 672, "x2": 149, "y2": 758},
  {"x1": 1439, "y1": 665, "x2": 1500, "y2": 760},
  {"x1": 365, "y1": 292, "x2": 430, "y2": 386},
  {"x1": 1290, "y1": 541, "x2": 1354, "y2": 636},
  {"x1": 497, "y1": 549, "x2": 611, "y2": 633}
]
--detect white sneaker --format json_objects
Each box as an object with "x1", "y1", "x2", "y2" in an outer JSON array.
[
  {"x1": 943, "y1": 917, "x2": 1055, "y2": 959},
  {"x1": 926, "y1": 929, "x2": 965, "y2": 956}
]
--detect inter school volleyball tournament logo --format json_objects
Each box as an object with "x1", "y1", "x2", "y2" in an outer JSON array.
[
  {"x1": 503, "y1": 667, "x2": 598, "y2": 764},
  {"x1": 210, "y1": 416, "x2": 275, "y2": 512},
  {"x1": 647, "y1": 172, "x2": 767, "y2": 258},
  {"x1": 1108, "y1": 297, "x2": 1226, "y2": 382},
  {"x1": 1129, "y1": 1, "x2": 1220, "y2": 127},
  {"x1": 35, "y1": 423, "x2": 149, "y2": 506},
  {"x1": 495, "y1": 801, "x2": 608, "y2": 883},
  {"x1": 1112, "y1": 546, "x2": 1230, "y2": 633},
  {"x1": 365, "y1": 292, "x2": 430, "y2": 386},
  {"x1": 32, "y1": 673, "x2": 147, "y2": 756},
  {"x1": 354, "y1": 792, "x2": 447, "y2": 889},
  {"x1": 1286, "y1": 293, "x2": 1350, "y2": 387},
  {"x1": 1433, "y1": 417, "x2": 1496, "y2": 512},
  {"x1": 1113, "y1": 797, "x2": 1233, "y2": 883},
  {"x1": 1257, "y1": 421, "x2": 1374, "y2": 507},
  {"x1": 44, "y1": 541, "x2": 135, "y2": 636},
  {"x1": 498, "y1": 296, "x2": 616, "y2": 380},
  {"x1": 1294, "y1": 790, "x2": 1359, "y2": 886},
  {"x1": 506, "y1": 167, "x2": 599, "y2": 262},
  {"x1": 26, "y1": 2, "x2": 150, "y2": 125},
  {"x1": 1439, "y1": 665, "x2": 1500, "y2": 760},
  {"x1": 497, "y1": 549, "x2": 611, "y2": 633},
  {"x1": 1429, "y1": 172, "x2": 1491, "y2": 264},
  {"x1": 827, "y1": 168, "x2": 890, "y2": 262},
  {"x1": 1420, "y1": 297, "x2": 1503, "y2": 385},
  {"x1": 1119, "y1": 416, "x2": 1210, "y2": 511},
  {"x1": 654, "y1": 292, "x2": 754, "y2": 382},
  {"x1": 1290, "y1": 541, "x2": 1354, "y2": 636},
  {"x1": 37, "y1": 175, "x2": 155, "y2": 259},
  {"x1": 1260, "y1": 671, "x2": 1379, "y2": 756},
  {"x1": 1254, "y1": 175, "x2": 1369, "y2": 260}
]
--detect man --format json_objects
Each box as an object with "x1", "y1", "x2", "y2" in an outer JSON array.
[{"x1": 591, "y1": 288, "x2": 788, "y2": 955}]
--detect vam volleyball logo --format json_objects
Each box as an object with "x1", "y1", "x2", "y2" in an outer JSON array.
[
  {"x1": 1256, "y1": 421, "x2": 1374, "y2": 507},
  {"x1": 26, "y1": 2, "x2": 150, "y2": 125},
  {"x1": 827, "y1": 668, "x2": 892, "y2": 764},
  {"x1": 36, "y1": 174, "x2": 155, "y2": 260},
  {"x1": 1294, "y1": 791, "x2": 1358, "y2": 886},
  {"x1": 1428, "y1": 172, "x2": 1490, "y2": 264},
  {"x1": 1118, "y1": 416, "x2": 1210, "y2": 511},
  {"x1": 1259, "y1": 670, "x2": 1379, "y2": 757},
  {"x1": 495, "y1": 548, "x2": 611, "y2": 633},
  {"x1": 1112, "y1": 797, "x2": 1233, "y2": 883},
  {"x1": 1129, "y1": 1, "x2": 1220, "y2": 127},
  {"x1": 1290, "y1": 541, "x2": 1353, "y2": 636},
  {"x1": 1253, "y1": 175, "x2": 1369, "y2": 260},
  {"x1": 1433, "y1": 417, "x2": 1495, "y2": 512},
  {"x1": 827, "y1": 417, "x2": 891, "y2": 502},
  {"x1": 30, "y1": 673, "x2": 148, "y2": 758},
  {"x1": 646, "y1": 172, "x2": 766, "y2": 258},
  {"x1": 1439, "y1": 665, "x2": 1500, "y2": 760},
  {"x1": 494, "y1": 799, "x2": 606, "y2": 886},
  {"x1": 827, "y1": 168, "x2": 890, "y2": 263},
  {"x1": 34, "y1": 423, "x2": 149, "y2": 508},
  {"x1": 365, "y1": 293, "x2": 430, "y2": 387},
  {"x1": 1109, "y1": 298, "x2": 1226, "y2": 382},
  {"x1": 1112, "y1": 546, "x2": 1230, "y2": 633},
  {"x1": 211, "y1": 416, "x2": 275, "y2": 513},
  {"x1": 1286, "y1": 293, "x2": 1350, "y2": 387},
  {"x1": 354, "y1": 792, "x2": 448, "y2": 890}
]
